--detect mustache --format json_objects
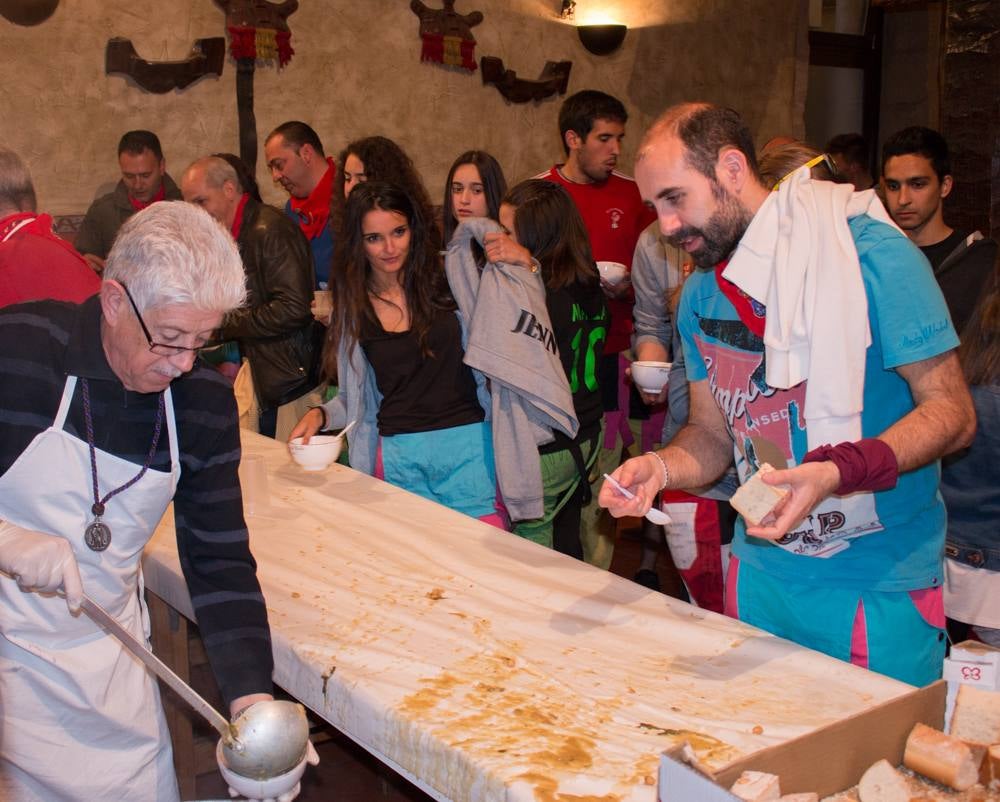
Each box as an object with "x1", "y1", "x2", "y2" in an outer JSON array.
[{"x1": 665, "y1": 227, "x2": 703, "y2": 249}]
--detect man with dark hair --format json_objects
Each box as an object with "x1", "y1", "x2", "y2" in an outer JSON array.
[
  {"x1": 0, "y1": 147, "x2": 99, "y2": 306},
  {"x1": 181, "y1": 155, "x2": 319, "y2": 440},
  {"x1": 881, "y1": 125, "x2": 997, "y2": 333},
  {"x1": 74, "y1": 130, "x2": 181, "y2": 272},
  {"x1": 264, "y1": 120, "x2": 336, "y2": 289},
  {"x1": 826, "y1": 132, "x2": 874, "y2": 190},
  {"x1": 601, "y1": 102, "x2": 976, "y2": 687},
  {"x1": 536, "y1": 89, "x2": 656, "y2": 570}
]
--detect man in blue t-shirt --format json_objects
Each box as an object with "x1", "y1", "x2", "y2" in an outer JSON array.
[{"x1": 600, "y1": 103, "x2": 976, "y2": 686}]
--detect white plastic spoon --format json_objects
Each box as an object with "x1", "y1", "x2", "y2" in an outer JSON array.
[
  {"x1": 602, "y1": 473, "x2": 672, "y2": 526},
  {"x1": 334, "y1": 420, "x2": 356, "y2": 439}
]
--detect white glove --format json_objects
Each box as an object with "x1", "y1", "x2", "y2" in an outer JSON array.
[
  {"x1": 218, "y1": 740, "x2": 319, "y2": 802},
  {"x1": 0, "y1": 520, "x2": 83, "y2": 613}
]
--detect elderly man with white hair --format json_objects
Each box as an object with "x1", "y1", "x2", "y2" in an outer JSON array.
[{"x1": 0, "y1": 202, "x2": 315, "y2": 801}]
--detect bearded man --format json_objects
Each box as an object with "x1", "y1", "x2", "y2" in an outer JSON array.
[{"x1": 600, "y1": 103, "x2": 976, "y2": 687}]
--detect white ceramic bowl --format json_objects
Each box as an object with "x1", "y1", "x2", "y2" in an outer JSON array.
[
  {"x1": 216, "y1": 739, "x2": 307, "y2": 800},
  {"x1": 596, "y1": 261, "x2": 628, "y2": 286},
  {"x1": 288, "y1": 435, "x2": 342, "y2": 471},
  {"x1": 631, "y1": 361, "x2": 672, "y2": 394}
]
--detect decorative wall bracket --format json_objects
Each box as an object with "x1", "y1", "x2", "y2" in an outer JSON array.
[
  {"x1": 411, "y1": 0, "x2": 483, "y2": 72},
  {"x1": 105, "y1": 37, "x2": 225, "y2": 93},
  {"x1": 480, "y1": 56, "x2": 571, "y2": 103}
]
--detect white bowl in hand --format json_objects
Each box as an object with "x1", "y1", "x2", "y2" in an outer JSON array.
[
  {"x1": 216, "y1": 739, "x2": 307, "y2": 800},
  {"x1": 596, "y1": 261, "x2": 628, "y2": 286},
  {"x1": 631, "y1": 361, "x2": 672, "y2": 395},
  {"x1": 288, "y1": 435, "x2": 343, "y2": 471}
]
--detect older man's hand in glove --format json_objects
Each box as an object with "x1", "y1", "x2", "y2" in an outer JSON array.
[
  {"x1": 0, "y1": 520, "x2": 83, "y2": 613},
  {"x1": 218, "y1": 739, "x2": 320, "y2": 802}
]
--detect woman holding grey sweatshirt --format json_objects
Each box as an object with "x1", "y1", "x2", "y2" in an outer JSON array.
[
  {"x1": 482, "y1": 179, "x2": 608, "y2": 556},
  {"x1": 290, "y1": 181, "x2": 506, "y2": 527}
]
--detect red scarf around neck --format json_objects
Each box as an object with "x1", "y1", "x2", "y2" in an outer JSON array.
[
  {"x1": 230, "y1": 193, "x2": 251, "y2": 240},
  {"x1": 128, "y1": 183, "x2": 166, "y2": 212},
  {"x1": 715, "y1": 259, "x2": 766, "y2": 338},
  {"x1": 288, "y1": 157, "x2": 335, "y2": 240}
]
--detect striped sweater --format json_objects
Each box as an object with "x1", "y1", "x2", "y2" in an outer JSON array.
[{"x1": 0, "y1": 295, "x2": 273, "y2": 704}]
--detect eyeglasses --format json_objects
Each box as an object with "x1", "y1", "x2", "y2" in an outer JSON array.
[{"x1": 119, "y1": 281, "x2": 211, "y2": 357}]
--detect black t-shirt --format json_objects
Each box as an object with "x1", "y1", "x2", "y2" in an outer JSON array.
[
  {"x1": 919, "y1": 229, "x2": 966, "y2": 270},
  {"x1": 361, "y1": 309, "x2": 484, "y2": 436},
  {"x1": 542, "y1": 279, "x2": 608, "y2": 452},
  {"x1": 920, "y1": 229, "x2": 997, "y2": 335}
]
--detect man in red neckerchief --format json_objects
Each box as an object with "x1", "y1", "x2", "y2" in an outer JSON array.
[
  {"x1": 601, "y1": 102, "x2": 976, "y2": 687},
  {"x1": 264, "y1": 121, "x2": 335, "y2": 291},
  {"x1": 0, "y1": 148, "x2": 99, "y2": 308},
  {"x1": 182, "y1": 156, "x2": 318, "y2": 441},
  {"x1": 75, "y1": 130, "x2": 182, "y2": 273}
]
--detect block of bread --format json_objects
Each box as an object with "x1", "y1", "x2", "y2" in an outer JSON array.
[
  {"x1": 731, "y1": 770, "x2": 781, "y2": 801},
  {"x1": 730, "y1": 464, "x2": 790, "y2": 526},
  {"x1": 857, "y1": 759, "x2": 912, "y2": 802},
  {"x1": 903, "y1": 722, "x2": 985, "y2": 791},
  {"x1": 779, "y1": 794, "x2": 819, "y2": 801},
  {"x1": 950, "y1": 684, "x2": 1000, "y2": 746},
  {"x1": 986, "y1": 744, "x2": 1000, "y2": 788}
]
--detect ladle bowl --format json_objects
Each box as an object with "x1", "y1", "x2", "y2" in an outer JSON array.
[{"x1": 220, "y1": 700, "x2": 310, "y2": 779}]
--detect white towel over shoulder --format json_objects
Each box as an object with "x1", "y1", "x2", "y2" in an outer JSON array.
[{"x1": 722, "y1": 167, "x2": 899, "y2": 450}]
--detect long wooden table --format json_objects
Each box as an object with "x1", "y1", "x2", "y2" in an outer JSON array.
[{"x1": 142, "y1": 431, "x2": 916, "y2": 801}]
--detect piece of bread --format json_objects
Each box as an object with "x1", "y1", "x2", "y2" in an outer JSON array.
[
  {"x1": 779, "y1": 793, "x2": 819, "y2": 802},
  {"x1": 903, "y1": 722, "x2": 985, "y2": 791},
  {"x1": 985, "y1": 743, "x2": 1000, "y2": 788},
  {"x1": 857, "y1": 759, "x2": 912, "y2": 802},
  {"x1": 730, "y1": 770, "x2": 781, "y2": 801},
  {"x1": 949, "y1": 684, "x2": 1000, "y2": 745},
  {"x1": 730, "y1": 464, "x2": 790, "y2": 526}
]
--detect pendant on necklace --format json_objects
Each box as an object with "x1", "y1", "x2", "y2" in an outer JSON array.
[{"x1": 85, "y1": 501, "x2": 111, "y2": 552}]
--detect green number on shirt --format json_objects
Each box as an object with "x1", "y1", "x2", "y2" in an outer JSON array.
[{"x1": 569, "y1": 326, "x2": 606, "y2": 392}]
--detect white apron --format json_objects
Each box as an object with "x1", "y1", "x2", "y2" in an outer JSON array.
[{"x1": 0, "y1": 375, "x2": 181, "y2": 801}]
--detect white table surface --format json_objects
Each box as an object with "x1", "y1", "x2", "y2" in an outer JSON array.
[{"x1": 142, "y1": 431, "x2": 914, "y2": 802}]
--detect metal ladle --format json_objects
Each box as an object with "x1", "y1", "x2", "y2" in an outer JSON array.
[{"x1": 80, "y1": 594, "x2": 309, "y2": 779}]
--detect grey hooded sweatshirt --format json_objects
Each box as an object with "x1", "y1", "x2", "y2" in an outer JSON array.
[{"x1": 446, "y1": 218, "x2": 578, "y2": 521}]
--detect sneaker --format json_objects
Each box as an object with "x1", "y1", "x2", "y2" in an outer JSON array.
[{"x1": 633, "y1": 568, "x2": 661, "y2": 592}]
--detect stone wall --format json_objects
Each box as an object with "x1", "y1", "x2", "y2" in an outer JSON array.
[{"x1": 0, "y1": 0, "x2": 808, "y2": 216}]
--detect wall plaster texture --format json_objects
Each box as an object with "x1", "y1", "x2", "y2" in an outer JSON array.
[{"x1": 0, "y1": 0, "x2": 808, "y2": 216}]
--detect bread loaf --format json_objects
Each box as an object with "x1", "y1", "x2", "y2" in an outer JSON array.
[
  {"x1": 730, "y1": 464, "x2": 790, "y2": 526},
  {"x1": 903, "y1": 722, "x2": 984, "y2": 791},
  {"x1": 986, "y1": 743, "x2": 1000, "y2": 788},
  {"x1": 730, "y1": 770, "x2": 781, "y2": 801},
  {"x1": 950, "y1": 684, "x2": 1000, "y2": 746},
  {"x1": 857, "y1": 759, "x2": 912, "y2": 802},
  {"x1": 778, "y1": 793, "x2": 818, "y2": 801}
]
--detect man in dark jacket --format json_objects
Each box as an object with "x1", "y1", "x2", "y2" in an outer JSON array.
[
  {"x1": 181, "y1": 156, "x2": 319, "y2": 439},
  {"x1": 75, "y1": 130, "x2": 182, "y2": 273}
]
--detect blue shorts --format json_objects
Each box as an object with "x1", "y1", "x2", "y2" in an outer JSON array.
[
  {"x1": 726, "y1": 556, "x2": 945, "y2": 687},
  {"x1": 377, "y1": 421, "x2": 498, "y2": 520}
]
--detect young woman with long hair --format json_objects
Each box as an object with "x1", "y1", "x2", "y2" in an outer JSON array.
[
  {"x1": 331, "y1": 136, "x2": 440, "y2": 250},
  {"x1": 441, "y1": 151, "x2": 507, "y2": 245},
  {"x1": 291, "y1": 181, "x2": 504, "y2": 527},
  {"x1": 482, "y1": 179, "x2": 608, "y2": 555}
]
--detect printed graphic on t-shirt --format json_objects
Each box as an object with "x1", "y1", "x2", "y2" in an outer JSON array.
[
  {"x1": 694, "y1": 319, "x2": 884, "y2": 557},
  {"x1": 607, "y1": 207, "x2": 623, "y2": 231}
]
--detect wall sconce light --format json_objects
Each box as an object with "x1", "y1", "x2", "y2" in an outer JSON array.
[{"x1": 577, "y1": 23, "x2": 627, "y2": 55}]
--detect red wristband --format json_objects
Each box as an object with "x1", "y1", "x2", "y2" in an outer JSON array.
[{"x1": 802, "y1": 438, "x2": 899, "y2": 495}]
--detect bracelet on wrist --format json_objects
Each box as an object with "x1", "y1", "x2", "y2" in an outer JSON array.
[{"x1": 645, "y1": 450, "x2": 670, "y2": 492}]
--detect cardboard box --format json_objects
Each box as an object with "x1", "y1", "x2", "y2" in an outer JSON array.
[{"x1": 658, "y1": 680, "x2": 946, "y2": 801}]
